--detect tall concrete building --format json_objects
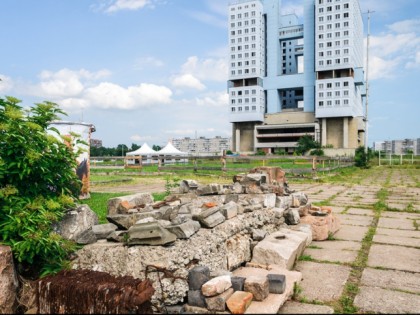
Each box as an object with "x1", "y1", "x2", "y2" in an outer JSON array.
[
  {"x1": 228, "y1": 0, "x2": 366, "y2": 154},
  {"x1": 172, "y1": 136, "x2": 231, "y2": 155}
]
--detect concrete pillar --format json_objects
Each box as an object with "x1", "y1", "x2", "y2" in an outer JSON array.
[
  {"x1": 322, "y1": 118, "x2": 327, "y2": 146},
  {"x1": 343, "y1": 117, "x2": 349, "y2": 149},
  {"x1": 236, "y1": 128, "x2": 241, "y2": 152}
]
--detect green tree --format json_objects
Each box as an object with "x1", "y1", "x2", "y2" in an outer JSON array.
[
  {"x1": 296, "y1": 135, "x2": 322, "y2": 155},
  {"x1": 153, "y1": 144, "x2": 162, "y2": 151},
  {"x1": 130, "y1": 143, "x2": 140, "y2": 151},
  {"x1": 354, "y1": 146, "x2": 371, "y2": 168},
  {"x1": 0, "y1": 96, "x2": 80, "y2": 277}
]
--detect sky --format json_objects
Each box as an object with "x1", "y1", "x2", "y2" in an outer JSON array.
[{"x1": 1, "y1": 0, "x2": 419, "y2": 148}]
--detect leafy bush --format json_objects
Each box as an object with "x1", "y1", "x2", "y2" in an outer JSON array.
[
  {"x1": 309, "y1": 148, "x2": 325, "y2": 156},
  {"x1": 0, "y1": 96, "x2": 81, "y2": 277},
  {"x1": 354, "y1": 146, "x2": 370, "y2": 168},
  {"x1": 296, "y1": 135, "x2": 322, "y2": 155}
]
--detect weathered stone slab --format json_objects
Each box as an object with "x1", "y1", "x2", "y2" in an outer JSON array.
[
  {"x1": 226, "y1": 234, "x2": 251, "y2": 271},
  {"x1": 199, "y1": 211, "x2": 226, "y2": 228},
  {"x1": 294, "y1": 261, "x2": 351, "y2": 302},
  {"x1": 251, "y1": 229, "x2": 310, "y2": 270},
  {"x1": 333, "y1": 225, "x2": 369, "y2": 242},
  {"x1": 264, "y1": 194, "x2": 277, "y2": 208},
  {"x1": 291, "y1": 192, "x2": 308, "y2": 207},
  {"x1": 127, "y1": 222, "x2": 177, "y2": 246},
  {"x1": 202, "y1": 275, "x2": 232, "y2": 297},
  {"x1": 205, "y1": 288, "x2": 234, "y2": 312},
  {"x1": 354, "y1": 286, "x2": 420, "y2": 314},
  {"x1": 188, "y1": 266, "x2": 210, "y2": 291},
  {"x1": 377, "y1": 217, "x2": 416, "y2": 230},
  {"x1": 244, "y1": 275, "x2": 269, "y2": 301},
  {"x1": 335, "y1": 214, "x2": 373, "y2": 227},
  {"x1": 232, "y1": 265, "x2": 302, "y2": 314},
  {"x1": 0, "y1": 246, "x2": 18, "y2": 314},
  {"x1": 106, "y1": 230, "x2": 127, "y2": 243},
  {"x1": 278, "y1": 301, "x2": 334, "y2": 314},
  {"x1": 376, "y1": 227, "x2": 420, "y2": 239},
  {"x1": 226, "y1": 291, "x2": 253, "y2": 314},
  {"x1": 346, "y1": 208, "x2": 374, "y2": 216},
  {"x1": 74, "y1": 228, "x2": 97, "y2": 245},
  {"x1": 166, "y1": 220, "x2": 201, "y2": 239},
  {"x1": 367, "y1": 244, "x2": 420, "y2": 273},
  {"x1": 221, "y1": 201, "x2": 238, "y2": 219},
  {"x1": 196, "y1": 184, "x2": 222, "y2": 196},
  {"x1": 252, "y1": 229, "x2": 267, "y2": 241},
  {"x1": 373, "y1": 234, "x2": 420, "y2": 247},
  {"x1": 361, "y1": 267, "x2": 420, "y2": 294},
  {"x1": 92, "y1": 223, "x2": 117, "y2": 239},
  {"x1": 302, "y1": 241, "x2": 360, "y2": 263},
  {"x1": 107, "y1": 193, "x2": 153, "y2": 215}
]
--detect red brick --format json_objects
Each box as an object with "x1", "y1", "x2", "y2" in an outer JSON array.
[{"x1": 226, "y1": 291, "x2": 253, "y2": 314}]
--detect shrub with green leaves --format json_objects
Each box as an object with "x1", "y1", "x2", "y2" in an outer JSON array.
[{"x1": 0, "y1": 96, "x2": 82, "y2": 277}]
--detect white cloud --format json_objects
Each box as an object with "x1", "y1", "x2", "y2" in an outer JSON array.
[
  {"x1": 388, "y1": 19, "x2": 420, "y2": 34},
  {"x1": 0, "y1": 75, "x2": 13, "y2": 93},
  {"x1": 106, "y1": 0, "x2": 150, "y2": 13},
  {"x1": 59, "y1": 98, "x2": 90, "y2": 112},
  {"x1": 280, "y1": 3, "x2": 304, "y2": 18},
  {"x1": 195, "y1": 91, "x2": 228, "y2": 107},
  {"x1": 130, "y1": 134, "x2": 156, "y2": 142},
  {"x1": 180, "y1": 56, "x2": 228, "y2": 82},
  {"x1": 368, "y1": 56, "x2": 401, "y2": 80},
  {"x1": 84, "y1": 82, "x2": 172, "y2": 110},
  {"x1": 171, "y1": 74, "x2": 206, "y2": 91}
]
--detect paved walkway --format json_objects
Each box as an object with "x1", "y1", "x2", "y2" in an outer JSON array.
[{"x1": 279, "y1": 167, "x2": 420, "y2": 313}]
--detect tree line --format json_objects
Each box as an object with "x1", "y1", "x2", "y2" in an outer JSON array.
[{"x1": 90, "y1": 143, "x2": 162, "y2": 157}]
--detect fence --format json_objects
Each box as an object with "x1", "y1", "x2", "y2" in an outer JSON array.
[{"x1": 377, "y1": 153, "x2": 420, "y2": 166}]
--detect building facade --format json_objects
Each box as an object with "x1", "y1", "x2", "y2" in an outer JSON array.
[
  {"x1": 373, "y1": 139, "x2": 420, "y2": 155},
  {"x1": 172, "y1": 136, "x2": 231, "y2": 155},
  {"x1": 228, "y1": 0, "x2": 366, "y2": 154}
]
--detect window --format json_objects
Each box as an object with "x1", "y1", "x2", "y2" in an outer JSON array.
[
  {"x1": 344, "y1": 39, "x2": 349, "y2": 45},
  {"x1": 335, "y1": 40, "x2": 340, "y2": 46},
  {"x1": 231, "y1": 99, "x2": 235, "y2": 104},
  {"x1": 327, "y1": 42, "x2": 332, "y2": 47},
  {"x1": 237, "y1": 13, "x2": 241, "y2": 18},
  {"x1": 231, "y1": 23, "x2": 235, "y2": 27},
  {"x1": 335, "y1": 31, "x2": 340, "y2": 37},
  {"x1": 327, "y1": 100, "x2": 332, "y2": 106},
  {"x1": 252, "y1": 106, "x2": 256, "y2": 110},
  {"x1": 335, "y1": 91, "x2": 340, "y2": 96},
  {"x1": 319, "y1": 92, "x2": 324, "y2": 97},
  {"x1": 238, "y1": 53, "x2": 242, "y2": 58},
  {"x1": 327, "y1": 33, "x2": 332, "y2": 38},
  {"x1": 252, "y1": 98, "x2": 256, "y2": 102},
  {"x1": 238, "y1": 107, "x2": 242, "y2": 111},
  {"x1": 344, "y1": 21, "x2": 349, "y2": 27},
  {"x1": 327, "y1": 92, "x2": 332, "y2": 97},
  {"x1": 245, "y1": 106, "x2": 249, "y2": 111},
  {"x1": 344, "y1": 48, "x2": 349, "y2": 54},
  {"x1": 231, "y1": 31, "x2": 235, "y2": 35},
  {"x1": 335, "y1": 14, "x2": 340, "y2": 19},
  {"x1": 245, "y1": 98, "x2": 249, "y2": 103},
  {"x1": 327, "y1": 15, "x2": 332, "y2": 20},
  {"x1": 327, "y1": 6, "x2": 332, "y2": 11},
  {"x1": 231, "y1": 47, "x2": 235, "y2": 52},
  {"x1": 343, "y1": 99, "x2": 349, "y2": 105},
  {"x1": 344, "y1": 57, "x2": 349, "y2": 63},
  {"x1": 319, "y1": 8, "x2": 324, "y2": 13},
  {"x1": 319, "y1": 52, "x2": 324, "y2": 57},
  {"x1": 327, "y1": 51, "x2": 332, "y2": 56},
  {"x1": 344, "y1": 3, "x2": 349, "y2": 8},
  {"x1": 231, "y1": 54, "x2": 235, "y2": 59},
  {"x1": 251, "y1": 27, "x2": 256, "y2": 32},
  {"x1": 319, "y1": 43, "x2": 324, "y2": 48},
  {"x1": 319, "y1": 34, "x2": 324, "y2": 39},
  {"x1": 238, "y1": 62, "x2": 242, "y2": 66},
  {"x1": 231, "y1": 15, "x2": 235, "y2": 20},
  {"x1": 319, "y1": 17, "x2": 324, "y2": 22},
  {"x1": 238, "y1": 98, "x2": 242, "y2": 103},
  {"x1": 231, "y1": 107, "x2": 235, "y2": 112},
  {"x1": 344, "y1": 12, "x2": 349, "y2": 18},
  {"x1": 327, "y1": 24, "x2": 332, "y2": 29},
  {"x1": 335, "y1": 58, "x2": 340, "y2": 64},
  {"x1": 231, "y1": 91, "x2": 235, "y2": 96},
  {"x1": 343, "y1": 81, "x2": 349, "y2": 86},
  {"x1": 344, "y1": 30, "x2": 349, "y2": 36},
  {"x1": 335, "y1": 22, "x2": 340, "y2": 28},
  {"x1": 319, "y1": 83, "x2": 324, "y2": 89},
  {"x1": 335, "y1": 100, "x2": 340, "y2": 105},
  {"x1": 319, "y1": 101, "x2": 324, "y2": 106},
  {"x1": 335, "y1": 82, "x2": 340, "y2": 87},
  {"x1": 344, "y1": 90, "x2": 349, "y2": 96},
  {"x1": 335, "y1": 5, "x2": 340, "y2": 9},
  {"x1": 231, "y1": 62, "x2": 235, "y2": 67},
  {"x1": 327, "y1": 83, "x2": 332, "y2": 88},
  {"x1": 231, "y1": 70, "x2": 235, "y2": 75},
  {"x1": 231, "y1": 39, "x2": 235, "y2": 44},
  {"x1": 319, "y1": 25, "x2": 324, "y2": 31}
]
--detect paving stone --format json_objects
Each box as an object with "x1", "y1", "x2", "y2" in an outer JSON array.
[
  {"x1": 354, "y1": 286, "x2": 420, "y2": 314},
  {"x1": 188, "y1": 266, "x2": 210, "y2": 291},
  {"x1": 294, "y1": 261, "x2": 351, "y2": 302},
  {"x1": 377, "y1": 217, "x2": 416, "y2": 230},
  {"x1": 346, "y1": 208, "x2": 374, "y2": 216},
  {"x1": 244, "y1": 275, "x2": 269, "y2": 301},
  {"x1": 381, "y1": 212, "x2": 420, "y2": 220},
  {"x1": 376, "y1": 227, "x2": 420, "y2": 239},
  {"x1": 278, "y1": 301, "x2": 334, "y2": 314},
  {"x1": 367, "y1": 244, "x2": 420, "y2": 273},
  {"x1": 303, "y1": 240, "x2": 360, "y2": 263},
  {"x1": 226, "y1": 291, "x2": 253, "y2": 314},
  {"x1": 205, "y1": 288, "x2": 234, "y2": 312},
  {"x1": 333, "y1": 225, "x2": 369, "y2": 242},
  {"x1": 335, "y1": 214, "x2": 373, "y2": 226},
  {"x1": 361, "y1": 267, "x2": 420, "y2": 294},
  {"x1": 373, "y1": 234, "x2": 420, "y2": 247}
]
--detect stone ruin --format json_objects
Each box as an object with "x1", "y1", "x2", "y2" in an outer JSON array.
[{"x1": 9, "y1": 166, "x2": 340, "y2": 314}]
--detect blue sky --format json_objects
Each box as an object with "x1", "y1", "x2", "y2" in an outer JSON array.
[{"x1": 1, "y1": 0, "x2": 419, "y2": 148}]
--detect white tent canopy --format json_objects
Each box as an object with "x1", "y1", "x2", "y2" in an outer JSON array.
[
  {"x1": 157, "y1": 142, "x2": 186, "y2": 155},
  {"x1": 126, "y1": 143, "x2": 157, "y2": 156}
]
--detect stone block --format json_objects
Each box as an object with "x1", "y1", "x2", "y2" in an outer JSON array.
[
  {"x1": 107, "y1": 193, "x2": 153, "y2": 215},
  {"x1": 284, "y1": 208, "x2": 300, "y2": 225},
  {"x1": 291, "y1": 192, "x2": 308, "y2": 207},
  {"x1": 276, "y1": 196, "x2": 291, "y2": 209},
  {"x1": 92, "y1": 223, "x2": 117, "y2": 239},
  {"x1": 252, "y1": 229, "x2": 267, "y2": 241},
  {"x1": 199, "y1": 211, "x2": 226, "y2": 228},
  {"x1": 298, "y1": 204, "x2": 311, "y2": 217},
  {"x1": 226, "y1": 235, "x2": 252, "y2": 271},
  {"x1": 221, "y1": 201, "x2": 238, "y2": 219},
  {"x1": 74, "y1": 228, "x2": 97, "y2": 245},
  {"x1": 106, "y1": 230, "x2": 128, "y2": 243},
  {"x1": 188, "y1": 290, "x2": 207, "y2": 308},
  {"x1": 300, "y1": 213, "x2": 340, "y2": 241},
  {"x1": 180, "y1": 180, "x2": 198, "y2": 193},
  {"x1": 196, "y1": 184, "x2": 221, "y2": 196},
  {"x1": 224, "y1": 194, "x2": 239, "y2": 204},
  {"x1": 202, "y1": 275, "x2": 232, "y2": 297},
  {"x1": 267, "y1": 274, "x2": 286, "y2": 294},
  {"x1": 264, "y1": 194, "x2": 277, "y2": 208},
  {"x1": 232, "y1": 182, "x2": 244, "y2": 194},
  {"x1": 226, "y1": 291, "x2": 253, "y2": 314},
  {"x1": 244, "y1": 275, "x2": 269, "y2": 301},
  {"x1": 117, "y1": 200, "x2": 133, "y2": 214},
  {"x1": 251, "y1": 229, "x2": 310, "y2": 270},
  {"x1": 167, "y1": 220, "x2": 201, "y2": 239},
  {"x1": 127, "y1": 222, "x2": 177, "y2": 246},
  {"x1": 188, "y1": 266, "x2": 211, "y2": 291},
  {"x1": 205, "y1": 288, "x2": 234, "y2": 312},
  {"x1": 231, "y1": 277, "x2": 246, "y2": 292}
]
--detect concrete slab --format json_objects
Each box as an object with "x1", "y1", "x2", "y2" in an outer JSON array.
[
  {"x1": 361, "y1": 267, "x2": 420, "y2": 294},
  {"x1": 335, "y1": 214, "x2": 373, "y2": 227},
  {"x1": 346, "y1": 208, "x2": 374, "y2": 216},
  {"x1": 278, "y1": 301, "x2": 334, "y2": 314},
  {"x1": 334, "y1": 225, "x2": 369, "y2": 242},
  {"x1": 303, "y1": 240, "x2": 360, "y2": 263},
  {"x1": 231, "y1": 266, "x2": 302, "y2": 314},
  {"x1": 376, "y1": 227, "x2": 420, "y2": 239},
  {"x1": 367, "y1": 244, "x2": 420, "y2": 273},
  {"x1": 377, "y1": 217, "x2": 416, "y2": 230},
  {"x1": 373, "y1": 234, "x2": 420, "y2": 247},
  {"x1": 381, "y1": 212, "x2": 420, "y2": 220},
  {"x1": 294, "y1": 261, "x2": 351, "y2": 302},
  {"x1": 354, "y1": 286, "x2": 420, "y2": 314}
]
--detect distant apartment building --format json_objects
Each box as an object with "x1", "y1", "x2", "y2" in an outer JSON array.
[
  {"x1": 373, "y1": 138, "x2": 419, "y2": 155},
  {"x1": 228, "y1": 0, "x2": 366, "y2": 154},
  {"x1": 90, "y1": 138, "x2": 103, "y2": 148},
  {"x1": 172, "y1": 136, "x2": 232, "y2": 155}
]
